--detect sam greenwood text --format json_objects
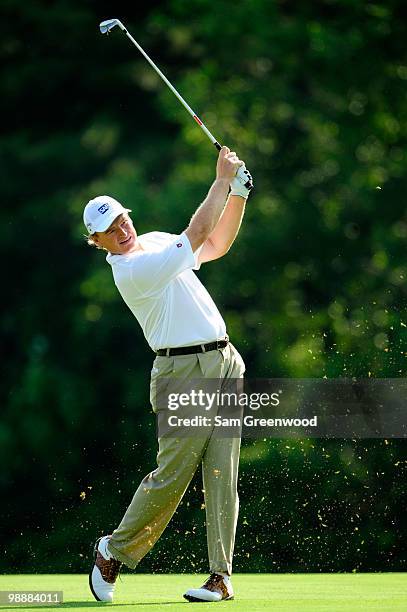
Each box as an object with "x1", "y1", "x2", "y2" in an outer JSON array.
[{"x1": 168, "y1": 415, "x2": 318, "y2": 428}]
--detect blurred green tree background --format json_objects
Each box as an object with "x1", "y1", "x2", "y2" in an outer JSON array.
[{"x1": 1, "y1": 0, "x2": 405, "y2": 573}]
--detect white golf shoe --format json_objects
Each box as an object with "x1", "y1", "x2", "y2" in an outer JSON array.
[
  {"x1": 89, "y1": 535, "x2": 122, "y2": 602},
  {"x1": 183, "y1": 573, "x2": 234, "y2": 602}
]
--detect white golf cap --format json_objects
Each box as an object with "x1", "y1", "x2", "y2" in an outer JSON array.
[{"x1": 83, "y1": 195, "x2": 131, "y2": 234}]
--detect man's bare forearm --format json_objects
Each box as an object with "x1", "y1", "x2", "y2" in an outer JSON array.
[
  {"x1": 185, "y1": 178, "x2": 230, "y2": 252},
  {"x1": 207, "y1": 194, "x2": 246, "y2": 256}
]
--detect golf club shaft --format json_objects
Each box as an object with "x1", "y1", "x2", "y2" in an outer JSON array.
[{"x1": 121, "y1": 26, "x2": 221, "y2": 151}]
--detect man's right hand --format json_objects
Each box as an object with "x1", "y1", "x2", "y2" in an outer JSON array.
[{"x1": 216, "y1": 146, "x2": 244, "y2": 181}]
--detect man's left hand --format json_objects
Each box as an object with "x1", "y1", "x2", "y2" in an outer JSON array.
[{"x1": 230, "y1": 164, "x2": 254, "y2": 199}]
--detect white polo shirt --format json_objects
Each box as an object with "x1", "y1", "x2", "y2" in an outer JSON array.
[{"x1": 106, "y1": 231, "x2": 227, "y2": 351}]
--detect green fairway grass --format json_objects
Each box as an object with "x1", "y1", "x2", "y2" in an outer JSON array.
[{"x1": 0, "y1": 573, "x2": 405, "y2": 611}]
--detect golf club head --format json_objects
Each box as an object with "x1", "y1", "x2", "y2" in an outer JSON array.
[{"x1": 99, "y1": 19, "x2": 125, "y2": 34}]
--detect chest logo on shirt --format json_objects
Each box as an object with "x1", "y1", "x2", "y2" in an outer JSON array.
[{"x1": 176, "y1": 242, "x2": 183, "y2": 248}]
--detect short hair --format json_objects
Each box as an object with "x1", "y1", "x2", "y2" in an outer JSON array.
[{"x1": 84, "y1": 234, "x2": 104, "y2": 250}]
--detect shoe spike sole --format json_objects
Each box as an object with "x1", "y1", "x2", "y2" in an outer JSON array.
[
  {"x1": 183, "y1": 594, "x2": 234, "y2": 602},
  {"x1": 89, "y1": 537, "x2": 103, "y2": 602}
]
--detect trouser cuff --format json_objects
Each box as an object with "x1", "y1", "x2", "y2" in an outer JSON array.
[
  {"x1": 210, "y1": 561, "x2": 232, "y2": 576},
  {"x1": 107, "y1": 541, "x2": 139, "y2": 569}
]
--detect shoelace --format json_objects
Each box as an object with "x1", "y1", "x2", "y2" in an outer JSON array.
[{"x1": 202, "y1": 573, "x2": 225, "y2": 592}]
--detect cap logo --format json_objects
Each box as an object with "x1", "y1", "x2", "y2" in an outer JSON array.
[{"x1": 98, "y1": 203, "x2": 109, "y2": 214}]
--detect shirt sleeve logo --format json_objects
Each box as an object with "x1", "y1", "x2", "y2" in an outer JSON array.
[{"x1": 176, "y1": 242, "x2": 183, "y2": 248}]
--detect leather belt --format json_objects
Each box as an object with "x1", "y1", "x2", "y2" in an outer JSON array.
[{"x1": 156, "y1": 337, "x2": 229, "y2": 357}]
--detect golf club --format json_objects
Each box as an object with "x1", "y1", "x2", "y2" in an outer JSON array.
[{"x1": 99, "y1": 18, "x2": 253, "y2": 189}]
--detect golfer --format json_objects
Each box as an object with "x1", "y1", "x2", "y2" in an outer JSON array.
[{"x1": 84, "y1": 146, "x2": 252, "y2": 603}]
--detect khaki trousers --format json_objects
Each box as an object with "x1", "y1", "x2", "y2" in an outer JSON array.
[{"x1": 107, "y1": 343, "x2": 245, "y2": 575}]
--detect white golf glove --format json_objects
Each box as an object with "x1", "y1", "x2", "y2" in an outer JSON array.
[{"x1": 230, "y1": 164, "x2": 254, "y2": 199}]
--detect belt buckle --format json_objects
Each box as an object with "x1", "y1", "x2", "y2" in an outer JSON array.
[{"x1": 217, "y1": 334, "x2": 229, "y2": 348}]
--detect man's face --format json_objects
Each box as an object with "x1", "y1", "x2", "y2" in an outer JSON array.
[{"x1": 92, "y1": 213, "x2": 138, "y2": 254}]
